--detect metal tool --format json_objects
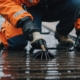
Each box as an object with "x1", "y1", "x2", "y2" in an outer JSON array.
[{"x1": 30, "y1": 44, "x2": 55, "y2": 60}]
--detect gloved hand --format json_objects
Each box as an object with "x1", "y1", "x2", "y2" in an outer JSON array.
[
  {"x1": 30, "y1": 32, "x2": 47, "y2": 49},
  {"x1": 16, "y1": 16, "x2": 47, "y2": 50}
]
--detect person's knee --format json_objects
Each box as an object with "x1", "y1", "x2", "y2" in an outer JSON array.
[
  {"x1": 9, "y1": 42, "x2": 27, "y2": 49},
  {"x1": 8, "y1": 41, "x2": 28, "y2": 49},
  {"x1": 7, "y1": 35, "x2": 28, "y2": 49}
]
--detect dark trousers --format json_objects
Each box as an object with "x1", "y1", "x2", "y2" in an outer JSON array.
[{"x1": 27, "y1": 0, "x2": 80, "y2": 35}]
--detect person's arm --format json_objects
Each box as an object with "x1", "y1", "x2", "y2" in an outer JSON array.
[
  {"x1": 0, "y1": 0, "x2": 47, "y2": 49},
  {"x1": 17, "y1": 16, "x2": 48, "y2": 49}
]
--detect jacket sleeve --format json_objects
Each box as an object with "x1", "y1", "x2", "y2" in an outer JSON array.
[{"x1": 0, "y1": 0, "x2": 33, "y2": 27}]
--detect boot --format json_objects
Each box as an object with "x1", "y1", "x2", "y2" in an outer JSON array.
[{"x1": 54, "y1": 30, "x2": 74, "y2": 46}]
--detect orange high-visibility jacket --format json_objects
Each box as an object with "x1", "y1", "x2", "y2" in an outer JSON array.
[
  {"x1": 0, "y1": 0, "x2": 40, "y2": 48},
  {"x1": 1, "y1": 50, "x2": 20, "y2": 80}
]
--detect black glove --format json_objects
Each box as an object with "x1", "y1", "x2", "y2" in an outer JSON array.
[
  {"x1": 75, "y1": 29, "x2": 80, "y2": 50},
  {"x1": 16, "y1": 16, "x2": 47, "y2": 49},
  {"x1": 31, "y1": 39, "x2": 48, "y2": 50},
  {"x1": 26, "y1": 29, "x2": 47, "y2": 49},
  {"x1": 30, "y1": 31, "x2": 48, "y2": 49}
]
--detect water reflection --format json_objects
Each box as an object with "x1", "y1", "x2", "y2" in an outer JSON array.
[
  {"x1": 54, "y1": 47, "x2": 80, "y2": 79},
  {"x1": 0, "y1": 49, "x2": 59, "y2": 80},
  {"x1": 0, "y1": 48, "x2": 80, "y2": 80},
  {"x1": 0, "y1": 50, "x2": 27, "y2": 80}
]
